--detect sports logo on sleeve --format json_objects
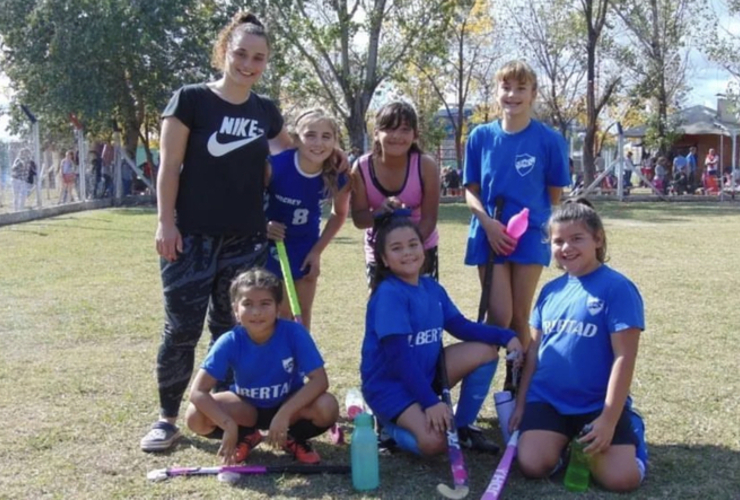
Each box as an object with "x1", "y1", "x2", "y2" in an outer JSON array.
[
  {"x1": 515, "y1": 154, "x2": 536, "y2": 176},
  {"x1": 282, "y1": 357, "x2": 295, "y2": 373},
  {"x1": 587, "y1": 296, "x2": 604, "y2": 316},
  {"x1": 207, "y1": 116, "x2": 265, "y2": 157}
]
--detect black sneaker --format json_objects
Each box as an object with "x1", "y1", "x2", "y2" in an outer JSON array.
[
  {"x1": 377, "y1": 425, "x2": 397, "y2": 454},
  {"x1": 457, "y1": 425, "x2": 499, "y2": 454}
]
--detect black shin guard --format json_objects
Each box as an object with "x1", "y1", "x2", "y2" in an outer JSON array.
[{"x1": 288, "y1": 419, "x2": 331, "y2": 442}]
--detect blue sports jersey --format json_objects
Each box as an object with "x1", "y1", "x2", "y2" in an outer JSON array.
[
  {"x1": 528, "y1": 265, "x2": 645, "y2": 414},
  {"x1": 360, "y1": 276, "x2": 461, "y2": 422},
  {"x1": 201, "y1": 319, "x2": 324, "y2": 408},
  {"x1": 463, "y1": 119, "x2": 570, "y2": 266},
  {"x1": 265, "y1": 149, "x2": 348, "y2": 279}
]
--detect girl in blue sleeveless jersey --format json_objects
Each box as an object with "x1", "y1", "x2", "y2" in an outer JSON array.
[
  {"x1": 360, "y1": 215, "x2": 523, "y2": 456},
  {"x1": 509, "y1": 199, "x2": 648, "y2": 492},
  {"x1": 185, "y1": 268, "x2": 338, "y2": 465},
  {"x1": 265, "y1": 108, "x2": 350, "y2": 330}
]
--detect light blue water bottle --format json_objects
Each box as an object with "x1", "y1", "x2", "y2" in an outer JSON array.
[{"x1": 351, "y1": 412, "x2": 379, "y2": 491}]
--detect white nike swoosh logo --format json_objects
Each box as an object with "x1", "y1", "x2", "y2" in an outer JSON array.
[{"x1": 207, "y1": 132, "x2": 263, "y2": 157}]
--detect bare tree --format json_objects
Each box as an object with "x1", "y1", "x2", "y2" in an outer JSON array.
[
  {"x1": 612, "y1": 0, "x2": 695, "y2": 154},
  {"x1": 266, "y1": 0, "x2": 458, "y2": 150},
  {"x1": 413, "y1": 0, "x2": 497, "y2": 169},
  {"x1": 502, "y1": 0, "x2": 588, "y2": 136},
  {"x1": 581, "y1": 0, "x2": 620, "y2": 184}
]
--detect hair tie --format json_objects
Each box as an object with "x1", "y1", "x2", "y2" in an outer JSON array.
[{"x1": 373, "y1": 208, "x2": 412, "y2": 230}]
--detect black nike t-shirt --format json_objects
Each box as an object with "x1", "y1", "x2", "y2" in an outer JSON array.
[{"x1": 162, "y1": 83, "x2": 284, "y2": 236}]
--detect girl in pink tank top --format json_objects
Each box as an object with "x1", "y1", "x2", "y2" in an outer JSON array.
[{"x1": 350, "y1": 101, "x2": 441, "y2": 286}]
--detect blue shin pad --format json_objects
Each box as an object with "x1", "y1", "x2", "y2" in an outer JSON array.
[
  {"x1": 455, "y1": 359, "x2": 497, "y2": 428},
  {"x1": 383, "y1": 421, "x2": 421, "y2": 455}
]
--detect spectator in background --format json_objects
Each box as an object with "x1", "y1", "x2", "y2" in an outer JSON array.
[
  {"x1": 686, "y1": 146, "x2": 698, "y2": 192},
  {"x1": 624, "y1": 151, "x2": 634, "y2": 187},
  {"x1": 26, "y1": 158, "x2": 37, "y2": 202},
  {"x1": 11, "y1": 148, "x2": 31, "y2": 211},
  {"x1": 654, "y1": 156, "x2": 668, "y2": 194},
  {"x1": 641, "y1": 156, "x2": 655, "y2": 186},
  {"x1": 672, "y1": 153, "x2": 687, "y2": 178},
  {"x1": 444, "y1": 166, "x2": 461, "y2": 196},
  {"x1": 91, "y1": 151, "x2": 103, "y2": 198},
  {"x1": 59, "y1": 150, "x2": 77, "y2": 204},
  {"x1": 595, "y1": 152, "x2": 605, "y2": 174},
  {"x1": 705, "y1": 148, "x2": 719, "y2": 177}
]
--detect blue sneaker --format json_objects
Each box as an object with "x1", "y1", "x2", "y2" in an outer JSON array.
[{"x1": 628, "y1": 408, "x2": 648, "y2": 478}]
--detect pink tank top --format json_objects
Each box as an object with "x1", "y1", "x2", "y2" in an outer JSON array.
[{"x1": 358, "y1": 152, "x2": 440, "y2": 263}]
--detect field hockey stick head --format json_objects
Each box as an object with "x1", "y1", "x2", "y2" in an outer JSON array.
[
  {"x1": 147, "y1": 469, "x2": 169, "y2": 482},
  {"x1": 436, "y1": 483, "x2": 470, "y2": 499},
  {"x1": 436, "y1": 440, "x2": 469, "y2": 497}
]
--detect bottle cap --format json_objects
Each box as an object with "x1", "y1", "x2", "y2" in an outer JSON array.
[{"x1": 355, "y1": 412, "x2": 373, "y2": 427}]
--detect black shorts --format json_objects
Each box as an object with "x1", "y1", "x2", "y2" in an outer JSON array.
[
  {"x1": 253, "y1": 405, "x2": 282, "y2": 430},
  {"x1": 204, "y1": 402, "x2": 287, "y2": 439},
  {"x1": 366, "y1": 246, "x2": 439, "y2": 288},
  {"x1": 519, "y1": 401, "x2": 636, "y2": 446}
]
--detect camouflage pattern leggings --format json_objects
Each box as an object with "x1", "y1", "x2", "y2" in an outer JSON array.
[{"x1": 156, "y1": 233, "x2": 267, "y2": 418}]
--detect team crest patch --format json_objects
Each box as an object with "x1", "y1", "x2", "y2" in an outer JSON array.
[
  {"x1": 587, "y1": 296, "x2": 604, "y2": 316},
  {"x1": 282, "y1": 357, "x2": 294, "y2": 373},
  {"x1": 515, "y1": 154, "x2": 536, "y2": 176}
]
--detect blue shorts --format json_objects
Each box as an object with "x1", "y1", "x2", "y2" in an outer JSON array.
[
  {"x1": 464, "y1": 221, "x2": 550, "y2": 267},
  {"x1": 365, "y1": 369, "x2": 443, "y2": 425},
  {"x1": 519, "y1": 401, "x2": 637, "y2": 446},
  {"x1": 265, "y1": 238, "x2": 316, "y2": 280}
]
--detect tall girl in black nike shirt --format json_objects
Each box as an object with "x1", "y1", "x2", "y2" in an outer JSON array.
[{"x1": 142, "y1": 12, "x2": 336, "y2": 452}]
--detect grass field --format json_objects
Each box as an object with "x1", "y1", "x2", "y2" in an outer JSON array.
[{"x1": 1, "y1": 202, "x2": 739, "y2": 499}]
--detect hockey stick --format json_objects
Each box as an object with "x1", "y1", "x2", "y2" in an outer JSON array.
[
  {"x1": 436, "y1": 349, "x2": 470, "y2": 499},
  {"x1": 276, "y1": 239, "x2": 344, "y2": 444},
  {"x1": 147, "y1": 464, "x2": 350, "y2": 482},
  {"x1": 477, "y1": 196, "x2": 505, "y2": 323},
  {"x1": 479, "y1": 431, "x2": 519, "y2": 500},
  {"x1": 275, "y1": 240, "x2": 303, "y2": 325}
]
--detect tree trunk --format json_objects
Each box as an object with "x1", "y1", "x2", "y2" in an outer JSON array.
[
  {"x1": 123, "y1": 120, "x2": 139, "y2": 162},
  {"x1": 346, "y1": 102, "x2": 368, "y2": 153},
  {"x1": 583, "y1": 31, "x2": 598, "y2": 185}
]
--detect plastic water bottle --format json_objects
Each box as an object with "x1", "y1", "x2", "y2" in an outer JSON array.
[
  {"x1": 506, "y1": 207, "x2": 529, "y2": 240},
  {"x1": 351, "y1": 412, "x2": 379, "y2": 491},
  {"x1": 345, "y1": 388, "x2": 365, "y2": 421},
  {"x1": 493, "y1": 390, "x2": 515, "y2": 444},
  {"x1": 564, "y1": 428, "x2": 591, "y2": 492}
]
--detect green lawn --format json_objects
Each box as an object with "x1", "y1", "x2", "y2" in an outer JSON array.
[{"x1": 0, "y1": 202, "x2": 738, "y2": 499}]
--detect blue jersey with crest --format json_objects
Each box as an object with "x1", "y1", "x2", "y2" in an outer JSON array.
[
  {"x1": 528, "y1": 265, "x2": 645, "y2": 414},
  {"x1": 201, "y1": 319, "x2": 324, "y2": 408},
  {"x1": 463, "y1": 119, "x2": 570, "y2": 266},
  {"x1": 360, "y1": 276, "x2": 461, "y2": 422}
]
